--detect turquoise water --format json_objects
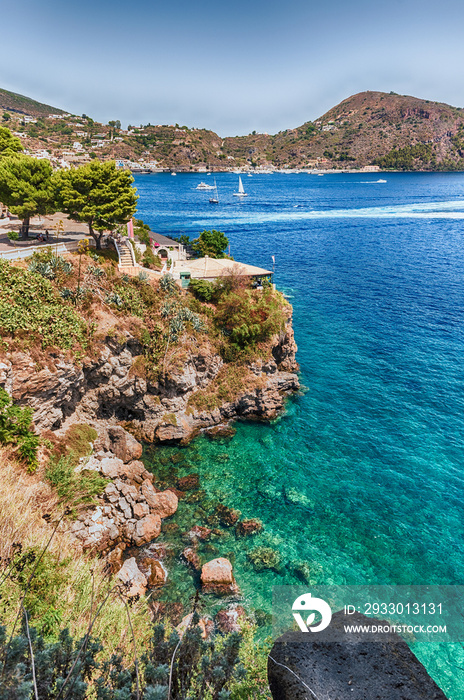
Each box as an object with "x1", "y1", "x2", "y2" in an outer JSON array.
[{"x1": 134, "y1": 171, "x2": 464, "y2": 697}]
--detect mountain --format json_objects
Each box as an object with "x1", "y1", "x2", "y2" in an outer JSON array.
[
  {"x1": 0, "y1": 87, "x2": 65, "y2": 117},
  {"x1": 3, "y1": 88, "x2": 464, "y2": 170}
]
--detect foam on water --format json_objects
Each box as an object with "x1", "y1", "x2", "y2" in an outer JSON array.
[{"x1": 190, "y1": 199, "x2": 464, "y2": 227}]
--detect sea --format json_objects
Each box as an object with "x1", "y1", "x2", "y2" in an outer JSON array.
[{"x1": 133, "y1": 171, "x2": 464, "y2": 698}]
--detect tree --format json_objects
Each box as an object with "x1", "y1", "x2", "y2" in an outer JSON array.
[
  {"x1": 192, "y1": 229, "x2": 229, "y2": 258},
  {"x1": 108, "y1": 119, "x2": 121, "y2": 130},
  {"x1": 2, "y1": 112, "x2": 11, "y2": 122},
  {"x1": 0, "y1": 126, "x2": 23, "y2": 156},
  {"x1": 56, "y1": 160, "x2": 138, "y2": 249},
  {"x1": 0, "y1": 155, "x2": 56, "y2": 238}
]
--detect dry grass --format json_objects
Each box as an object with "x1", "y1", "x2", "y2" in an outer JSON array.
[{"x1": 0, "y1": 447, "x2": 151, "y2": 659}]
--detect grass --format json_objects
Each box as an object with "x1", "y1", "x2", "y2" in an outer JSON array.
[
  {"x1": 0, "y1": 446, "x2": 151, "y2": 654},
  {"x1": 43, "y1": 424, "x2": 107, "y2": 514}
]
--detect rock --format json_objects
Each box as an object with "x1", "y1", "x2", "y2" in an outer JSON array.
[
  {"x1": 176, "y1": 613, "x2": 210, "y2": 640},
  {"x1": 99, "y1": 456, "x2": 125, "y2": 478},
  {"x1": 215, "y1": 606, "x2": 246, "y2": 634},
  {"x1": 107, "y1": 425, "x2": 143, "y2": 463},
  {"x1": 156, "y1": 416, "x2": 193, "y2": 443},
  {"x1": 142, "y1": 487, "x2": 178, "y2": 519},
  {"x1": 133, "y1": 502, "x2": 149, "y2": 518},
  {"x1": 200, "y1": 558, "x2": 239, "y2": 595},
  {"x1": 215, "y1": 504, "x2": 240, "y2": 527},
  {"x1": 116, "y1": 557, "x2": 147, "y2": 597},
  {"x1": 182, "y1": 547, "x2": 201, "y2": 571},
  {"x1": 235, "y1": 518, "x2": 263, "y2": 537},
  {"x1": 205, "y1": 425, "x2": 237, "y2": 440},
  {"x1": 122, "y1": 460, "x2": 154, "y2": 484},
  {"x1": 132, "y1": 514, "x2": 161, "y2": 546},
  {"x1": 268, "y1": 611, "x2": 448, "y2": 700},
  {"x1": 103, "y1": 543, "x2": 126, "y2": 574},
  {"x1": 143, "y1": 559, "x2": 167, "y2": 587},
  {"x1": 188, "y1": 525, "x2": 212, "y2": 542},
  {"x1": 176, "y1": 474, "x2": 200, "y2": 491}
]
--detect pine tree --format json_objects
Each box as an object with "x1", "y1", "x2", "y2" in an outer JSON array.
[
  {"x1": 0, "y1": 155, "x2": 56, "y2": 238},
  {"x1": 56, "y1": 161, "x2": 138, "y2": 249}
]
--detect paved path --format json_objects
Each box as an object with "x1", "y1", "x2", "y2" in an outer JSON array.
[{"x1": 0, "y1": 213, "x2": 93, "y2": 253}]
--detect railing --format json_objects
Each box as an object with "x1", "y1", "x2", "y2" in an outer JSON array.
[
  {"x1": 113, "y1": 236, "x2": 137, "y2": 267},
  {"x1": 0, "y1": 239, "x2": 94, "y2": 261}
]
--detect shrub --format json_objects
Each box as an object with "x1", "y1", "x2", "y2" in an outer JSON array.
[
  {"x1": 0, "y1": 388, "x2": 40, "y2": 471},
  {"x1": 0, "y1": 259, "x2": 89, "y2": 350},
  {"x1": 215, "y1": 287, "x2": 287, "y2": 351},
  {"x1": 189, "y1": 277, "x2": 216, "y2": 301}
]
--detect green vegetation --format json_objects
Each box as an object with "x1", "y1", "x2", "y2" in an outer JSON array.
[
  {"x1": 0, "y1": 388, "x2": 39, "y2": 472},
  {"x1": 0, "y1": 155, "x2": 55, "y2": 237},
  {"x1": 189, "y1": 278, "x2": 216, "y2": 301},
  {"x1": 0, "y1": 125, "x2": 22, "y2": 155},
  {"x1": 56, "y1": 160, "x2": 138, "y2": 249},
  {"x1": 0, "y1": 257, "x2": 89, "y2": 351},
  {"x1": 133, "y1": 217, "x2": 152, "y2": 245},
  {"x1": 375, "y1": 143, "x2": 434, "y2": 169},
  {"x1": 45, "y1": 454, "x2": 108, "y2": 514},
  {"x1": 192, "y1": 229, "x2": 229, "y2": 258}
]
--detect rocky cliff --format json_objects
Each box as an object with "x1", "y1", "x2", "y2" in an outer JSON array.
[{"x1": 0, "y1": 317, "x2": 299, "y2": 444}]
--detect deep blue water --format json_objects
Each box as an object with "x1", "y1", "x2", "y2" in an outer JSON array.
[{"x1": 134, "y1": 171, "x2": 464, "y2": 698}]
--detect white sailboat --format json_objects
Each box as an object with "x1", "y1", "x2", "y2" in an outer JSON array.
[
  {"x1": 233, "y1": 175, "x2": 248, "y2": 197},
  {"x1": 209, "y1": 179, "x2": 219, "y2": 204}
]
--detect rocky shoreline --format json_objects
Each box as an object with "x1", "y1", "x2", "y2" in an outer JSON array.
[
  {"x1": 69, "y1": 422, "x2": 246, "y2": 610},
  {"x1": 0, "y1": 315, "x2": 299, "y2": 444}
]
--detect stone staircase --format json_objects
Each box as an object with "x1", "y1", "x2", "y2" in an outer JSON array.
[{"x1": 114, "y1": 237, "x2": 138, "y2": 271}]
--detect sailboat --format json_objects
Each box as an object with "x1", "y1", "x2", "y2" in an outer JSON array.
[
  {"x1": 233, "y1": 175, "x2": 248, "y2": 197},
  {"x1": 209, "y1": 179, "x2": 219, "y2": 204}
]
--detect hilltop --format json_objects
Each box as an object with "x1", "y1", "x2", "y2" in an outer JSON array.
[{"x1": 2, "y1": 88, "x2": 464, "y2": 170}]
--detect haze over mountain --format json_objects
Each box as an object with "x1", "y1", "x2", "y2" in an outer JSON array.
[{"x1": 2, "y1": 87, "x2": 464, "y2": 171}]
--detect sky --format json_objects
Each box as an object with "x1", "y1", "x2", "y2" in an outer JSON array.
[{"x1": 2, "y1": 0, "x2": 464, "y2": 136}]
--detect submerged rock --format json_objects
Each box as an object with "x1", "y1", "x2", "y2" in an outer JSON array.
[
  {"x1": 235, "y1": 519, "x2": 263, "y2": 538},
  {"x1": 205, "y1": 425, "x2": 237, "y2": 440},
  {"x1": 182, "y1": 547, "x2": 202, "y2": 571},
  {"x1": 247, "y1": 546, "x2": 282, "y2": 572},
  {"x1": 188, "y1": 525, "x2": 212, "y2": 542},
  {"x1": 142, "y1": 559, "x2": 167, "y2": 587},
  {"x1": 177, "y1": 474, "x2": 200, "y2": 491},
  {"x1": 215, "y1": 504, "x2": 241, "y2": 527},
  {"x1": 176, "y1": 613, "x2": 212, "y2": 640}
]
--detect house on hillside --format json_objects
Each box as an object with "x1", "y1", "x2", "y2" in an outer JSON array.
[
  {"x1": 134, "y1": 232, "x2": 186, "y2": 262},
  {"x1": 171, "y1": 256, "x2": 273, "y2": 288}
]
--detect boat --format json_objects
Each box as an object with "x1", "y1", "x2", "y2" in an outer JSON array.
[
  {"x1": 209, "y1": 179, "x2": 219, "y2": 204},
  {"x1": 196, "y1": 181, "x2": 214, "y2": 190},
  {"x1": 171, "y1": 172, "x2": 177, "y2": 176},
  {"x1": 233, "y1": 175, "x2": 248, "y2": 197}
]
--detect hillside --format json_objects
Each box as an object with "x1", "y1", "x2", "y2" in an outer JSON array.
[
  {"x1": 3, "y1": 87, "x2": 464, "y2": 170},
  {"x1": 0, "y1": 87, "x2": 65, "y2": 117}
]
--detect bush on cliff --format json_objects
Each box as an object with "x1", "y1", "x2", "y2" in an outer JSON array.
[{"x1": 0, "y1": 388, "x2": 39, "y2": 471}]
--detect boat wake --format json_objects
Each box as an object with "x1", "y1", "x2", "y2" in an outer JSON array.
[{"x1": 193, "y1": 200, "x2": 464, "y2": 226}]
